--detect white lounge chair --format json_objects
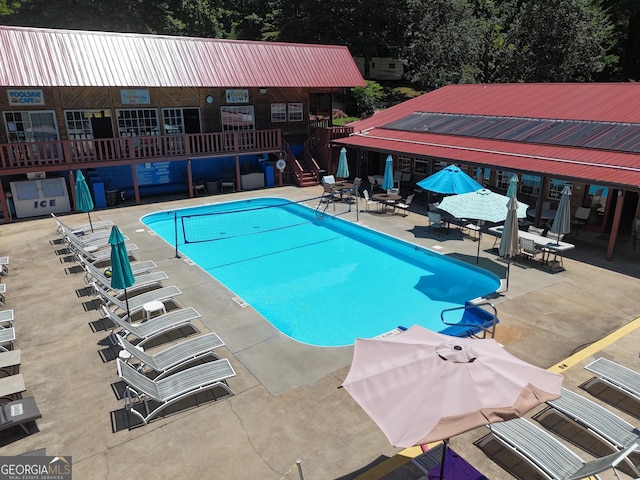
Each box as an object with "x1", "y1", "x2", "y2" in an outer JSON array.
[
  {"x1": 0, "y1": 257, "x2": 8, "y2": 276},
  {"x1": 67, "y1": 234, "x2": 139, "y2": 263},
  {"x1": 51, "y1": 212, "x2": 113, "y2": 236},
  {"x1": 585, "y1": 357, "x2": 640, "y2": 403},
  {"x1": 117, "y1": 357, "x2": 235, "y2": 425},
  {"x1": 101, "y1": 305, "x2": 200, "y2": 346},
  {"x1": 0, "y1": 327, "x2": 16, "y2": 352},
  {"x1": 91, "y1": 281, "x2": 182, "y2": 318},
  {"x1": 489, "y1": 417, "x2": 637, "y2": 480},
  {"x1": 541, "y1": 387, "x2": 640, "y2": 476},
  {"x1": 81, "y1": 258, "x2": 168, "y2": 294},
  {"x1": 0, "y1": 310, "x2": 14, "y2": 327},
  {"x1": 117, "y1": 332, "x2": 225, "y2": 379}
]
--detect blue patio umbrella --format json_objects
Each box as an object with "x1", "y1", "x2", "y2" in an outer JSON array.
[
  {"x1": 416, "y1": 165, "x2": 483, "y2": 195},
  {"x1": 550, "y1": 185, "x2": 572, "y2": 244},
  {"x1": 109, "y1": 226, "x2": 135, "y2": 318},
  {"x1": 75, "y1": 170, "x2": 95, "y2": 232},
  {"x1": 505, "y1": 175, "x2": 519, "y2": 198},
  {"x1": 336, "y1": 147, "x2": 349, "y2": 180},
  {"x1": 382, "y1": 155, "x2": 394, "y2": 191}
]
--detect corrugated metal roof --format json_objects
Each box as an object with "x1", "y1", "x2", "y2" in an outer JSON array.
[
  {"x1": 338, "y1": 83, "x2": 640, "y2": 188},
  {"x1": 0, "y1": 25, "x2": 365, "y2": 88}
]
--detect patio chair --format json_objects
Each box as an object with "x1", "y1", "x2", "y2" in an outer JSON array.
[
  {"x1": 81, "y1": 258, "x2": 168, "y2": 294},
  {"x1": 78, "y1": 256, "x2": 158, "y2": 277},
  {"x1": 488, "y1": 417, "x2": 637, "y2": 480},
  {"x1": 91, "y1": 281, "x2": 182, "y2": 318},
  {"x1": 395, "y1": 194, "x2": 414, "y2": 216},
  {"x1": 519, "y1": 237, "x2": 542, "y2": 262},
  {"x1": 0, "y1": 373, "x2": 25, "y2": 401},
  {"x1": 362, "y1": 190, "x2": 379, "y2": 212},
  {"x1": 117, "y1": 357, "x2": 235, "y2": 425},
  {"x1": 0, "y1": 396, "x2": 41, "y2": 435},
  {"x1": 528, "y1": 225, "x2": 545, "y2": 236},
  {"x1": 539, "y1": 387, "x2": 640, "y2": 476},
  {"x1": 427, "y1": 211, "x2": 444, "y2": 235},
  {"x1": 584, "y1": 357, "x2": 640, "y2": 403},
  {"x1": 116, "y1": 331, "x2": 225, "y2": 379},
  {"x1": 0, "y1": 327, "x2": 16, "y2": 352},
  {"x1": 101, "y1": 305, "x2": 201, "y2": 347},
  {"x1": 570, "y1": 207, "x2": 590, "y2": 235},
  {"x1": 68, "y1": 235, "x2": 139, "y2": 263}
]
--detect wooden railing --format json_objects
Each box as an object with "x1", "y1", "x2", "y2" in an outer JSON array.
[{"x1": 0, "y1": 129, "x2": 282, "y2": 171}]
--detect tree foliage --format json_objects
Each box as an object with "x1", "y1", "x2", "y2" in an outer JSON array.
[{"x1": 1, "y1": 0, "x2": 636, "y2": 84}]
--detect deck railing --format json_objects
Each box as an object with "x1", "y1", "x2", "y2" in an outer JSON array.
[{"x1": 0, "y1": 129, "x2": 282, "y2": 171}]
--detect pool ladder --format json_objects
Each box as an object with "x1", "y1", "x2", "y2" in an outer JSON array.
[{"x1": 439, "y1": 301, "x2": 498, "y2": 339}]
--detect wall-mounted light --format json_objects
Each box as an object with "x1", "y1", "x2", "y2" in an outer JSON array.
[
  {"x1": 259, "y1": 88, "x2": 267, "y2": 94},
  {"x1": 206, "y1": 95, "x2": 214, "y2": 104}
]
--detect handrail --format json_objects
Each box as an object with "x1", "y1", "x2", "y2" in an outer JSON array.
[
  {"x1": 0, "y1": 129, "x2": 282, "y2": 171},
  {"x1": 440, "y1": 301, "x2": 498, "y2": 338}
]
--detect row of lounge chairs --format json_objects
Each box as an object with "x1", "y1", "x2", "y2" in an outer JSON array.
[
  {"x1": 0, "y1": 259, "x2": 43, "y2": 438},
  {"x1": 56, "y1": 214, "x2": 237, "y2": 426},
  {"x1": 475, "y1": 357, "x2": 640, "y2": 480}
]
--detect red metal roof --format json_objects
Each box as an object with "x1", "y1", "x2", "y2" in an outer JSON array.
[
  {"x1": 0, "y1": 25, "x2": 365, "y2": 88},
  {"x1": 337, "y1": 84, "x2": 640, "y2": 189}
]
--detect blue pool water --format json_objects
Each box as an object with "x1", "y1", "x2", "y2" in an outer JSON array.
[{"x1": 142, "y1": 198, "x2": 500, "y2": 347}]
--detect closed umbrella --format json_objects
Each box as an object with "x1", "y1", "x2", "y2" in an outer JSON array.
[
  {"x1": 498, "y1": 196, "x2": 520, "y2": 290},
  {"x1": 75, "y1": 170, "x2": 95, "y2": 232},
  {"x1": 505, "y1": 175, "x2": 518, "y2": 198},
  {"x1": 438, "y1": 189, "x2": 529, "y2": 263},
  {"x1": 343, "y1": 326, "x2": 562, "y2": 479},
  {"x1": 549, "y1": 185, "x2": 571, "y2": 244},
  {"x1": 336, "y1": 147, "x2": 349, "y2": 180},
  {"x1": 381, "y1": 155, "x2": 394, "y2": 191},
  {"x1": 109, "y1": 226, "x2": 135, "y2": 318},
  {"x1": 417, "y1": 165, "x2": 483, "y2": 195}
]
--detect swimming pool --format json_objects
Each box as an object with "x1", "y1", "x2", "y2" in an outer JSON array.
[{"x1": 142, "y1": 198, "x2": 500, "y2": 347}]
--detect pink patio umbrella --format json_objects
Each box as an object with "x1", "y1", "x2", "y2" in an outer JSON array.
[{"x1": 342, "y1": 326, "x2": 562, "y2": 479}]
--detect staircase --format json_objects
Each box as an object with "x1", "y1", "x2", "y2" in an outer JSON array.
[{"x1": 297, "y1": 156, "x2": 320, "y2": 187}]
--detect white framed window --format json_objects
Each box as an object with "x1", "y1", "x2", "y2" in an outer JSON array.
[
  {"x1": 414, "y1": 158, "x2": 429, "y2": 175},
  {"x1": 115, "y1": 108, "x2": 159, "y2": 137},
  {"x1": 397, "y1": 155, "x2": 412, "y2": 172},
  {"x1": 221, "y1": 106, "x2": 255, "y2": 131},
  {"x1": 521, "y1": 174, "x2": 541, "y2": 195},
  {"x1": 271, "y1": 103, "x2": 286, "y2": 123},
  {"x1": 4, "y1": 110, "x2": 58, "y2": 142},
  {"x1": 548, "y1": 179, "x2": 571, "y2": 199},
  {"x1": 287, "y1": 103, "x2": 304, "y2": 122}
]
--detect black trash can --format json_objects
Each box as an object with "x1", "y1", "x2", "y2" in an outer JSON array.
[{"x1": 105, "y1": 190, "x2": 118, "y2": 207}]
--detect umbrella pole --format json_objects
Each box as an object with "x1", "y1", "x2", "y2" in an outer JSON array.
[
  {"x1": 506, "y1": 256, "x2": 511, "y2": 290},
  {"x1": 439, "y1": 438, "x2": 449, "y2": 480},
  {"x1": 476, "y1": 231, "x2": 481, "y2": 263},
  {"x1": 87, "y1": 212, "x2": 94, "y2": 233},
  {"x1": 124, "y1": 288, "x2": 130, "y2": 319}
]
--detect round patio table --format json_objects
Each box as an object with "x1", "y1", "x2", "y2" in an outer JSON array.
[{"x1": 372, "y1": 193, "x2": 401, "y2": 212}]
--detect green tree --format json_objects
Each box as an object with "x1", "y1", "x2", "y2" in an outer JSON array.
[
  {"x1": 498, "y1": 0, "x2": 617, "y2": 82},
  {"x1": 349, "y1": 80, "x2": 384, "y2": 117},
  {"x1": 401, "y1": 0, "x2": 482, "y2": 90}
]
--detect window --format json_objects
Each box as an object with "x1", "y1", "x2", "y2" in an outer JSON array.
[
  {"x1": 271, "y1": 104, "x2": 286, "y2": 123},
  {"x1": 287, "y1": 103, "x2": 303, "y2": 122},
  {"x1": 496, "y1": 171, "x2": 516, "y2": 190},
  {"x1": 414, "y1": 158, "x2": 429, "y2": 175},
  {"x1": 221, "y1": 106, "x2": 254, "y2": 131},
  {"x1": 162, "y1": 108, "x2": 185, "y2": 134},
  {"x1": 397, "y1": 155, "x2": 412, "y2": 172},
  {"x1": 4, "y1": 110, "x2": 58, "y2": 142},
  {"x1": 548, "y1": 179, "x2": 571, "y2": 199},
  {"x1": 115, "y1": 108, "x2": 159, "y2": 137},
  {"x1": 521, "y1": 174, "x2": 541, "y2": 195}
]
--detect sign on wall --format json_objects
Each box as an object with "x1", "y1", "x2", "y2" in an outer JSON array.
[
  {"x1": 7, "y1": 89, "x2": 44, "y2": 105},
  {"x1": 225, "y1": 89, "x2": 249, "y2": 104},
  {"x1": 120, "y1": 89, "x2": 151, "y2": 105},
  {"x1": 136, "y1": 162, "x2": 171, "y2": 185}
]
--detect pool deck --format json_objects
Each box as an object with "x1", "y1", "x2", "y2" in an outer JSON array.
[{"x1": 1, "y1": 185, "x2": 639, "y2": 479}]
